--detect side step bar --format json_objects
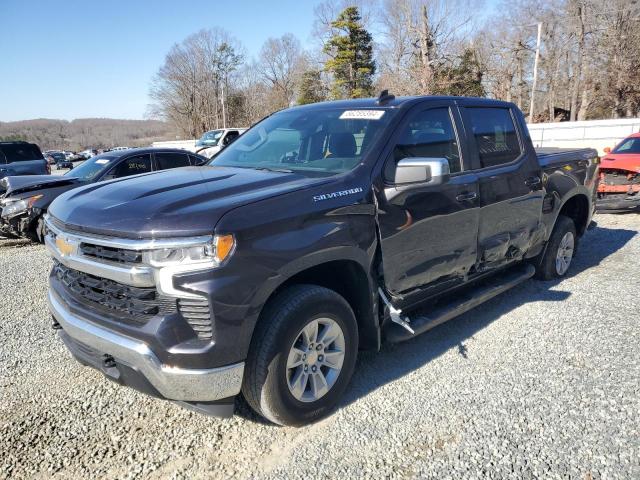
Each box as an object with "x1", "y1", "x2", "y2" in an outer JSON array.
[{"x1": 384, "y1": 264, "x2": 535, "y2": 343}]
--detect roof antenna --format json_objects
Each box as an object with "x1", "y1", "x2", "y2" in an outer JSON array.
[{"x1": 377, "y1": 89, "x2": 395, "y2": 105}]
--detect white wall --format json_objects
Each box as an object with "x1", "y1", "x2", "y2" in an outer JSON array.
[
  {"x1": 150, "y1": 139, "x2": 197, "y2": 152},
  {"x1": 528, "y1": 118, "x2": 640, "y2": 155}
]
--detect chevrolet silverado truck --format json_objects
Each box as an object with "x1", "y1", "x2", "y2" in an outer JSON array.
[
  {"x1": 1, "y1": 148, "x2": 208, "y2": 241},
  {"x1": 44, "y1": 94, "x2": 598, "y2": 426}
]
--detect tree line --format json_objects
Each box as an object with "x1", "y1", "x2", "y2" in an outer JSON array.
[
  {"x1": 150, "y1": 0, "x2": 639, "y2": 137},
  {"x1": 0, "y1": 118, "x2": 174, "y2": 151}
]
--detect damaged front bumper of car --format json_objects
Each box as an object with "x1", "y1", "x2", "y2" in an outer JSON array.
[{"x1": 0, "y1": 196, "x2": 44, "y2": 239}]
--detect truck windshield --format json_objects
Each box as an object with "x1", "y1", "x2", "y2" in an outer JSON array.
[
  {"x1": 197, "y1": 130, "x2": 224, "y2": 146},
  {"x1": 210, "y1": 108, "x2": 394, "y2": 176},
  {"x1": 65, "y1": 154, "x2": 117, "y2": 181},
  {"x1": 613, "y1": 138, "x2": 640, "y2": 154}
]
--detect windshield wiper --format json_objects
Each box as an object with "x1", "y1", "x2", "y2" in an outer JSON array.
[{"x1": 253, "y1": 167, "x2": 294, "y2": 173}]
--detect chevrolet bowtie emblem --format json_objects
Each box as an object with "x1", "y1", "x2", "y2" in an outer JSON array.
[{"x1": 55, "y1": 237, "x2": 74, "y2": 256}]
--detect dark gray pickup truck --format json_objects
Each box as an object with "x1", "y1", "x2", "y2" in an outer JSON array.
[{"x1": 44, "y1": 94, "x2": 598, "y2": 426}]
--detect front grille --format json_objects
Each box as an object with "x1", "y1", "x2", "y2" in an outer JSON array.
[
  {"x1": 178, "y1": 298, "x2": 213, "y2": 340},
  {"x1": 53, "y1": 262, "x2": 175, "y2": 324},
  {"x1": 52, "y1": 262, "x2": 213, "y2": 339},
  {"x1": 79, "y1": 242, "x2": 142, "y2": 264},
  {"x1": 601, "y1": 171, "x2": 640, "y2": 186}
]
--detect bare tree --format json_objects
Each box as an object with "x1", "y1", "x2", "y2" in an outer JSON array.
[
  {"x1": 149, "y1": 28, "x2": 244, "y2": 137},
  {"x1": 258, "y1": 34, "x2": 304, "y2": 109},
  {"x1": 377, "y1": 0, "x2": 477, "y2": 95}
]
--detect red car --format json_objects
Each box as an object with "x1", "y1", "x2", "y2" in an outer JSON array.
[{"x1": 597, "y1": 132, "x2": 640, "y2": 211}]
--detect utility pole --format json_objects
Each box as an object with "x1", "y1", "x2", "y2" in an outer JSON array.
[
  {"x1": 529, "y1": 22, "x2": 542, "y2": 121},
  {"x1": 221, "y1": 82, "x2": 227, "y2": 128}
]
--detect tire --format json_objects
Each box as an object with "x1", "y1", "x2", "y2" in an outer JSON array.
[
  {"x1": 27, "y1": 215, "x2": 45, "y2": 243},
  {"x1": 534, "y1": 215, "x2": 577, "y2": 280},
  {"x1": 242, "y1": 284, "x2": 359, "y2": 426}
]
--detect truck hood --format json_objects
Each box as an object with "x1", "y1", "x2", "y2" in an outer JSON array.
[
  {"x1": 1, "y1": 175, "x2": 80, "y2": 197},
  {"x1": 48, "y1": 166, "x2": 329, "y2": 238},
  {"x1": 600, "y1": 153, "x2": 640, "y2": 174}
]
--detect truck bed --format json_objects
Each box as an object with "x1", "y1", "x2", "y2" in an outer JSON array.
[{"x1": 535, "y1": 147, "x2": 598, "y2": 168}]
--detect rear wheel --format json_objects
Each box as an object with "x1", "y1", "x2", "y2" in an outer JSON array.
[
  {"x1": 534, "y1": 215, "x2": 577, "y2": 280},
  {"x1": 242, "y1": 285, "x2": 358, "y2": 426}
]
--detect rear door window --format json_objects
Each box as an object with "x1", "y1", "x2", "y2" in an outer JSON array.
[
  {"x1": 466, "y1": 107, "x2": 522, "y2": 168},
  {"x1": 155, "y1": 152, "x2": 190, "y2": 170},
  {"x1": 0, "y1": 144, "x2": 44, "y2": 163}
]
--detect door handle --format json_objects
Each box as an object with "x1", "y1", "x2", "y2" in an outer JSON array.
[
  {"x1": 456, "y1": 192, "x2": 477, "y2": 202},
  {"x1": 525, "y1": 176, "x2": 541, "y2": 187}
]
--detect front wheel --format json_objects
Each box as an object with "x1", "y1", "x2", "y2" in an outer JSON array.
[
  {"x1": 242, "y1": 285, "x2": 358, "y2": 426},
  {"x1": 534, "y1": 215, "x2": 577, "y2": 280}
]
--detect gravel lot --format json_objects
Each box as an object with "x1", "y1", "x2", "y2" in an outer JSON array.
[{"x1": 1, "y1": 213, "x2": 638, "y2": 479}]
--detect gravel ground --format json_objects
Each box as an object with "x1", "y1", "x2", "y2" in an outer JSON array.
[{"x1": 1, "y1": 213, "x2": 639, "y2": 479}]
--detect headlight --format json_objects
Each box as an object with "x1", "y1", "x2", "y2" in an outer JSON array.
[
  {"x1": 1, "y1": 195, "x2": 43, "y2": 218},
  {"x1": 143, "y1": 233, "x2": 235, "y2": 268}
]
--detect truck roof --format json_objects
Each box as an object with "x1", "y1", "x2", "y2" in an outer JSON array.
[{"x1": 288, "y1": 95, "x2": 515, "y2": 112}]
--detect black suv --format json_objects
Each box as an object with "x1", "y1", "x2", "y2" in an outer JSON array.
[{"x1": 0, "y1": 141, "x2": 49, "y2": 180}]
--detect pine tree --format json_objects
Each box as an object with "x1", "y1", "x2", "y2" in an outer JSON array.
[
  {"x1": 323, "y1": 7, "x2": 375, "y2": 99},
  {"x1": 434, "y1": 49, "x2": 485, "y2": 97},
  {"x1": 297, "y1": 70, "x2": 327, "y2": 105}
]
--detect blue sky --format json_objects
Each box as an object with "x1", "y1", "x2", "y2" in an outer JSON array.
[
  {"x1": 0, "y1": 0, "x2": 318, "y2": 121},
  {"x1": 1, "y1": 0, "x2": 496, "y2": 122}
]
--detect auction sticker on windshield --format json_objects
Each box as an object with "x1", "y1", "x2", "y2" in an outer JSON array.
[
  {"x1": 95, "y1": 159, "x2": 110, "y2": 164},
  {"x1": 339, "y1": 110, "x2": 385, "y2": 120}
]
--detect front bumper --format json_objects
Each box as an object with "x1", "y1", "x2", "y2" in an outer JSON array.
[
  {"x1": 596, "y1": 195, "x2": 640, "y2": 211},
  {"x1": 48, "y1": 289, "x2": 245, "y2": 406}
]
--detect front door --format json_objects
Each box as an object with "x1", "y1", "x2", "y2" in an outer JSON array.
[
  {"x1": 460, "y1": 104, "x2": 544, "y2": 268},
  {"x1": 377, "y1": 103, "x2": 480, "y2": 295}
]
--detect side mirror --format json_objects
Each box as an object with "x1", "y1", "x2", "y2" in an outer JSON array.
[
  {"x1": 603, "y1": 147, "x2": 611, "y2": 154},
  {"x1": 394, "y1": 157, "x2": 450, "y2": 187}
]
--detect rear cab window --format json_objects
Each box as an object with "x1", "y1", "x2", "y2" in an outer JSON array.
[{"x1": 466, "y1": 107, "x2": 522, "y2": 168}]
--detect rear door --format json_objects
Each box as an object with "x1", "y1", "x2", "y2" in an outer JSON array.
[
  {"x1": 460, "y1": 103, "x2": 544, "y2": 268},
  {"x1": 378, "y1": 102, "x2": 480, "y2": 295}
]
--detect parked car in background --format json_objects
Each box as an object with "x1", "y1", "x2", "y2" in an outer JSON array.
[
  {"x1": 0, "y1": 148, "x2": 208, "y2": 241},
  {"x1": 78, "y1": 149, "x2": 97, "y2": 159},
  {"x1": 48, "y1": 152, "x2": 73, "y2": 170},
  {"x1": 0, "y1": 141, "x2": 50, "y2": 182},
  {"x1": 43, "y1": 95, "x2": 598, "y2": 426},
  {"x1": 195, "y1": 128, "x2": 246, "y2": 158},
  {"x1": 44, "y1": 153, "x2": 56, "y2": 166},
  {"x1": 597, "y1": 133, "x2": 640, "y2": 211}
]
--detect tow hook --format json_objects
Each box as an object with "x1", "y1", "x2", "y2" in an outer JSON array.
[
  {"x1": 102, "y1": 355, "x2": 116, "y2": 369},
  {"x1": 378, "y1": 287, "x2": 414, "y2": 335},
  {"x1": 51, "y1": 317, "x2": 62, "y2": 330}
]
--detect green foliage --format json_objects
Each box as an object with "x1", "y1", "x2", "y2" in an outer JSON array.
[
  {"x1": 323, "y1": 7, "x2": 375, "y2": 99},
  {"x1": 297, "y1": 70, "x2": 327, "y2": 105},
  {"x1": 433, "y1": 49, "x2": 485, "y2": 98},
  {"x1": 0, "y1": 134, "x2": 27, "y2": 142}
]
